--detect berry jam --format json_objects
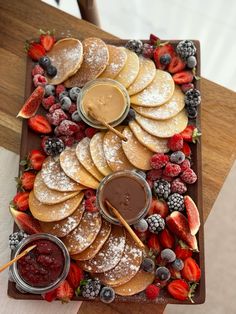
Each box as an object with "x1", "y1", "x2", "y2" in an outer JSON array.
[{"x1": 17, "y1": 239, "x2": 64, "y2": 288}]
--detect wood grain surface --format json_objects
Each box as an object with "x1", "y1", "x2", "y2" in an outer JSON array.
[{"x1": 1, "y1": 0, "x2": 236, "y2": 313}]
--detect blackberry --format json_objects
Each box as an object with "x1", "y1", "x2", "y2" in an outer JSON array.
[
  {"x1": 167, "y1": 193, "x2": 184, "y2": 212},
  {"x1": 9, "y1": 231, "x2": 28, "y2": 250},
  {"x1": 125, "y1": 39, "x2": 143, "y2": 55},
  {"x1": 46, "y1": 65, "x2": 57, "y2": 77},
  {"x1": 122, "y1": 108, "x2": 136, "y2": 125},
  {"x1": 185, "y1": 88, "x2": 201, "y2": 108},
  {"x1": 153, "y1": 179, "x2": 171, "y2": 199},
  {"x1": 43, "y1": 137, "x2": 65, "y2": 156},
  {"x1": 39, "y1": 56, "x2": 51, "y2": 69},
  {"x1": 186, "y1": 106, "x2": 198, "y2": 119},
  {"x1": 82, "y1": 279, "x2": 101, "y2": 299},
  {"x1": 176, "y1": 40, "x2": 196, "y2": 61},
  {"x1": 146, "y1": 214, "x2": 165, "y2": 234},
  {"x1": 100, "y1": 286, "x2": 115, "y2": 303}
]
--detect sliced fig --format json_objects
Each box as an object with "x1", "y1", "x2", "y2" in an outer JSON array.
[
  {"x1": 9, "y1": 206, "x2": 42, "y2": 234},
  {"x1": 184, "y1": 195, "x2": 200, "y2": 235},
  {"x1": 17, "y1": 85, "x2": 45, "y2": 118},
  {"x1": 166, "y1": 211, "x2": 198, "y2": 251}
]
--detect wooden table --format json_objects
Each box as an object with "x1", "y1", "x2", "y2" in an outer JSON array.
[{"x1": 0, "y1": 0, "x2": 236, "y2": 313}]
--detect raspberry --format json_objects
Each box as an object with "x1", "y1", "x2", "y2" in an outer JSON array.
[
  {"x1": 161, "y1": 174, "x2": 173, "y2": 182},
  {"x1": 76, "y1": 121, "x2": 87, "y2": 131},
  {"x1": 150, "y1": 153, "x2": 169, "y2": 169},
  {"x1": 163, "y1": 162, "x2": 181, "y2": 177},
  {"x1": 180, "y1": 168, "x2": 197, "y2": 184},
  {"x1": 49, "y1": 103, "x2": 61, "y2": 113},
  {"x1": 68, "y1": 103, "x2": 77, "y2": 114},
  {"x1": 180, "y1": 158, "x2": 191, "y2": 172},
  {"x1": 42, "y1": 95, "x2": 55, "y2": 110},
  {"x1": 74, "y1": 130, "x2": 86, "y2": 142},
  {"x1": 56, "y1": 84, "x2": 65, "y2": 96},
  {"x1": 84, "y1": 189, "x2": 96, "y2": 199},
  {"x1": 85, "y1": 196, "x2": 98, "y2": 212},
  {"x1": 32, "y1": 64, "x2": 44, "y2": 76},
  {"x1": 33, "y1": 74, "x2": 47, "y2": 87},
  {"x1": 47, "y1": 109, "x2": 68, "y2": 126},
  {"x1": 146, "y1": 169, "x2": 162, "y2": 181},
  {"x1": 171, "y1": 178, "x2": 187, "y2": 194},
  {"x1": 59, "y1": 135, "x2": 75, "y2": 147},
  {"x1": 57, "y1": 120, "x2": 80, "y2": 136},
  {"x1": 145, "y1": 284, "x2": 160, "y2": 300},
  {"x1": 85, "y1": 127, "x2": 98, "y2": 138},
  {"x1": 167, "y1": 134, "x2": 183, "y2": 151}
]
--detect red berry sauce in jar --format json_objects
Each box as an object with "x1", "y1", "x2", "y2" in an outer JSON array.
[{"x1": 17, "y1": 239, "x2": 64, "y2": 288}]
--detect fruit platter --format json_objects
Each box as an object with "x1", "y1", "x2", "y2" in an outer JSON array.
[{"x1": 6, "y1": 31, "x2": 205, "y2": 304}]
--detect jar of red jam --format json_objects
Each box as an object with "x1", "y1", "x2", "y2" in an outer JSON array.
[{"x1": 11, "y1": 233, "x2": 70, "y2": 294}]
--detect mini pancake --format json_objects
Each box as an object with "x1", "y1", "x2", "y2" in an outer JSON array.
[
  {"x1": 114, "y1": 270, "x2": 155, "y2": 296},
  {"x1": 41, "y1": 156, "x2": 83, "y2": 192},
  {"x1": 135, "y1": 110, "x2": 188, "y2": 138},
  {"x1": 132, "y1": 85, "x2": 185, "y2": 120},
  {"x1": 122, "y1": 126, "x2": 153, "y2": 170},
  {"x1": 33, "y1": 172, "x2": 79, "y2": 204},
  {"x1": 114, "y1": 49, "x2": 139, "y2": 88},
  {"x1": 63, "y1": 211, "x2": 102, "y2": 255},
  {"x1": 95, "y1": 233, "x2": 143, "y2": 287},
  {"x1": 99, "y1": 45, "x2": 127, "y2": 79},
  {"x1": 46, "y1": 38, "x2": 83, "y2": 85},
  {"x1": 60, "y1": 146, "x2": 99, "y2": 189},
  {"x1": 127, "y1": 57, "x2": 156, "y2": 96},
  {"x1": 39, "y1": 201, "x2": 85, "y2": 238},
  {"x1": 75, "y1": 138, "x2": 104, "y2": 181},
  {"x1": 71, "y1": 219, "x2": 111, "y2": 261},
  {"x1": 90, "y1": 132, "x2": 112, "y2": 176},
  {"x1": 103, "y1": 126, "x2": 135, "y2": 171},
  {"x1": 29, "y1": 191, "x2": 84, "y2": 222},
  {"x1": 130, "y1": 70, "x2": 175, "y2": 107},
  {"x1": 77, "y1": 225, "x2": 126, "y2": 273},
  {"x1": 129, "y1": 120, "x2": 169, "y2": 153},
  {"x1": 64, "y1": 37, "x2": 109, "y2": 87}
]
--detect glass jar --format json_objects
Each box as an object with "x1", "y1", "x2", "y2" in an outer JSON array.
[
  {"x1": 77, "y1": 78, "x2": 130, "y2": 129},
  {"x1": 96, "y1": 170, "x2": 152, "y2": 225},
  {"x1": 10, "y1": 233, "x2": 70, "y2": 294}
]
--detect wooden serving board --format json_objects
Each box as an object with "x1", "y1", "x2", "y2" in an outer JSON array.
[{"x1": 8, "y1": 39, "x2": 205, "y2": 304}]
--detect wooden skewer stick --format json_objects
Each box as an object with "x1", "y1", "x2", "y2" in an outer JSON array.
[
  {"x1": 105, "y1": 200, "x2": 145, "y2": 250},
  {"x1": 87, "y1": 106, "x2": 128, "y2": 142},
  {"x1": 0, "y1": 244, "x2": 37, "y2": 273}
]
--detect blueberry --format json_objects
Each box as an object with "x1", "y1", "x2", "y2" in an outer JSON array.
[
  {"x1": 59, "y1": 90, "x2": 69, "y2": 100},
  {"x1": 134, "y1": 218, "x2": 148, "y2": 232},
  {"x1": 71, "y1": 111, "x2": 82, "y2": 122},
  {"x1": 187, "y1": 107, "x2": 198, "y2": 119},
  {"x1": 39, "y1": 56, "x2": 51, "y2": 69},
  {"x1": 45, "y1": 84, "x2": 55, "y2": 97},
  {"x1": 69, "y1": 87, "x2": 81, "y2": 102},
  {"x1": 170, "y1": 151, "x2": 185, "y2": 164},
  {"x1": 47, "y1": 65, "x2": 57, "y2": 77},
  {"x1": 141, "y1": 257, "x2": 155, "y2": 272},
  {"x1": 61, "y1": 96, "x2": 72, "y2": 111},
  {"x1": 160, "y1": 53, "x2": 171, "y2": 65},
  {"x1": 187, "y1": 56, "x2": 197, "y2": 69},
  {"x1": 156, "y1": 266, "x2": 171, "y2": 281},
  {"x1": 123, "y1": 108, "x2": 136, "y2": 125},
  {"x1": 171, "y1": 258, "x2": 184, "y2": 271},
  {"x1": 161, "y1": 248, "x2": 176, "y2": 263},
  {"x1": 100, "y1": 286, "x2": 115, "y2": 303}
]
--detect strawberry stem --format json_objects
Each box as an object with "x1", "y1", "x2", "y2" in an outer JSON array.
[{"x1": 188, "y1": 283, "x2": 198, "y2": 303}]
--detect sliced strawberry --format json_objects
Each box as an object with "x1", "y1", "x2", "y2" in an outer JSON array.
[
  {"x1": 184, "y1": 195, "x2": 200, "y2": 236},
  {"x1": 148, "y1": 198, "x2": 169, "y2": 218},
  {"x1": 39, "y1": 29, "x2": 56, "y2": 51},
  {"x1": 147, "y1": 234, "x2": 161, "y2": 255},
  {"x1": 12, "y1": 192, "x2": 30, "y2": 211},
  {"x1": 28, "y1": 149, "x2": 46, "y2": 171},
  {"x1": 159, "y1": 228, "x2": 175, "y2": 249},
  {"x1": 168, "y1": 56, "x2": 186, "y2": 74},
  {"x1": 56, "y1": 280, "x2": 73, "y2": 303},
  {"x1": 153, "y1": 44, "x2": 175, "y2": 70},
  {"x1": 180, "y1": 125, "x2": 201, "y2": 143},
  {"x1": 42, "y1": 289, "x2": 57, "y2": 302},
  {"x1": 17, "y1": 86, "x2": 45, "y2": 118},
  {"x1": 181, "y1": 142, "x2": 192, "y2": 157},
  {"x1": 181, "y1": 257, "x2": 201, "y2": 282},
  {"x1": 173, "y1": 71, "x2": 193, "y2": 85},
  {"x1": 175, "y1": 244, "x2": 193, "y2": 260},
  {"x1": 28, "y1": 115, "x2": 52, "y2": 134},
  {"x1": 66, "y1": 262, "x2": 84, "y2": 290},
  {"x1": 167, "y1": 279, "x2": 189, "y2": 301},
  {"x1": 20, "y1": 171, "x2": 36, "y2": 190},
  {"x1": 25, "y1": 41, "x2": 46, "y2": 61}
]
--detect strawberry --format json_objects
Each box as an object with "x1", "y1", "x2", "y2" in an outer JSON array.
[
  {"x1": 20, "y1": 171, "x2": 36, "y2": 190},
  {"x1": 42, "y1": 288, "x2": 57, "y2": 302},
  {"x1": 85, "y1": 196, "x2": 98, "y2": 213},
  {"x1": 173, "y1": 71, "x2": 193, "y2": 85},
  {"x1": 175, "y1": 244, "x2": 193, "y2": 260},
  {"x1": 149, "y1": 33, "x2": 160, "y2": 46},
  {"x1": 39, "y1": 29, "x2": 56, "y2": 51},
  {"x1": 180, "y1": 125, "x2": 201, "y2": 143},
  {"x1": 167, "y1": 134, "x2": 183, "y2": 151},
  {"x1": 181, "y1": 257, "x2": 201, "y2": 282},
  {"x1": 28, "y1": 149, "x2": 46, "y2": 170},
  {"x1": 148, "y1": 198, "x2": 169, "y2": 218},
  {"x1": 66, "y1": 262, "x2": 84, "y2": 290},
  {"x1": 150, "y1": 153, "x2": 169, "y2": 169},
  {"x1": 145, "y1": 284, "x2": 160, "y2": 300},
  {"x1": 167, "y1": 56, "x2": 186, "y2": 74},
  {"x1": 159, "y1": 228, "x2": 174, "y2": 249},
  {"x1": 25, "y1": 41, "x2": 46, "y2": 61},
  {"x1": 12, "y1": 191, "x2": 30, "y2": 211},
  {"x1": 167, "y1": 279, "x2": 189, "y2": 301},
  {"x1": 147, "y1": 234, "x2": 161, "y2": 255},
  {"x1": 181, "y1": 142, "x2": 191, "y2": 157},
  {"x1": 28, "y1": 115, "x2": 52, "y2": 134},
  {"x1": 153, "y1": 44, "x2": 175, "y2": 70},
  {"x1": 56, "y1": 280, "x2": 73, "y2": 303}
]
